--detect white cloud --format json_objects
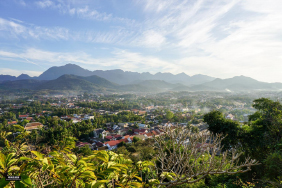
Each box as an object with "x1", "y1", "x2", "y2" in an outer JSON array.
[
  {"x1": 34, "y1": 0, "x2": 134, "y2": 24},
  {"x1": 0, "y1": 17, "x2": 69, "y2": 40},
  {"x1": 35, "y1": 0, "x2": 53, "y2": 8},
  {"x1": 14, "y1": 0, "x2": 26, "y2": 6},
  {"x1": 0, "y1": 48, "x2": 175, "y2": 74},
  {"x1": 135, "y1": 30, "x2": 166, "y2": 48}
]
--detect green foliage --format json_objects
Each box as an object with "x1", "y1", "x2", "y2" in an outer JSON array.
[
  {"x1": 133, "y1": 136, "x2": 141, "y2": 143},
  {"x1": 203, "y1": 110, "x2": 240, "y2": 150},
  {"x1": 73, "y1": 145, "x2": 93, "y2": 156},
  {"x1": 165, "y1": 110, "x2": 174, "y2": 120},
  {"x1": 0, "y1": 132, "x2": 153, "y2": 188},
  {"x1": 264, "y1": 151, "x2": 282, "y2": 179},
  {"x1": 204, "y1": 98, "x2": 282, "y2": 185}
]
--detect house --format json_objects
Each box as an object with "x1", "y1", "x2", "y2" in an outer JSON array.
[
  {"x1": 76, "y1": 142, "x2": 92, "y2": 149},
  {"x1": 19, "y1": 115, "x2": 28, "y2": 119},
  {"x1": 25, "y1": 122, "x2": 43, "y2": 131},
  {"x1": 71, "y1": 118, "x2": 81, "y2": 124},
  {"x1": 118, "y1": 123, "x2": 128, "y2": 128},
  {"x1": 131, "y1": 109, "x2": 139, "y2": 114},
  {"x1": 138, "y1": 123, "x2": 148, "y2": 128},
  {"x1": 104, "y1": 140, "x2": 121, "y2": 150},
  {"x1": 83, "y1": 115, "x2": 94, "y2": 120},
  {"x1": 26, "y1": 117, "x2": 34, "y2": 121},
  {"x1": 93, "y1": 129, "x2": 107, "y2": 139},
  {"x1": 138, "y1": 111, "x2": 146, "y2": 115},
  {"x1": 151, "y1": 130, "x2": 160, "y2": 137},
  {"x1": 8, "y1": 121, "x2": 17, "y2": 125},
  {"x1": 134, "y1": 129, "x2": 148, "y2": 135},
  {"x1": 114, "y1": 135, "x2": 122, "y2": 139},
  {"x1": 225, "y1": 114, "x2": 234, "y2": 120},
  {"x1": 95, "y1": 141, "x2": 104, "y2": 147},
  {"x1": 144, "y1": 132, "x2": 153, "y2": 139},
  {"x1": 105, "y1": 136, "x2": 114, "y2": 140},
  {"x1": 113, "y1": 125, "x2": 119, "y2": 130},
  {"x1": 163, "y1": 123, "x2": 173, "y2": 127},
  {"x1": 103, "y1": 136, "x2": 133, "y2": 151}
]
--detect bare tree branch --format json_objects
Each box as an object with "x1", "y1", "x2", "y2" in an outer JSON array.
[{"x1": 153, "y1": 126, "x2": 260, "y2": 187}]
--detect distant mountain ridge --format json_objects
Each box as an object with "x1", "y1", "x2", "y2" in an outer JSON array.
[
  {"x1": 0, "y1": 64, "x2": 215, "y2": 85},
  {"x1": 38, "y1": 64, "x2": 93, "y2": 80},
  {"x1": 0, "y1": 74, "x2": 34, "y2": 82},
  {"x1": 192, "y1": 76, "x2": 282, "y2": 91},
  {"x1": 1, "y1": 64, "x2": 282, "y2": 92},
  {"x1": 36, "y1": 64, "x2": 215, "y2": 85}
]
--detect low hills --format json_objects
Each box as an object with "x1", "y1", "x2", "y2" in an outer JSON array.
[
  {"x1": 1, "y1": 64, "x2": 282, "y2": 93},
  {"x1": 192, "y1": 76, "x2": 282, "y2": 91},
  {"x1": 36, "y1": 74, "x2": 117, "y2": 92}
]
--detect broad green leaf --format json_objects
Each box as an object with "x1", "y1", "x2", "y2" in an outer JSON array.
[
  {"x1": 31, "y1": 151, "x2": 44, "y2": 160},
  {"x1": 133, "y1": 175, "x2": 142, "y2": 181},
  {"x1": 7, "y1": 159, "x2": 17, "y2": 168},
  {"x1": 0, "y1": 178, "x2": 9, "y2": 188},
  {"x1": 0, "y1": 154, "x2": 5, "y2": 169},
  {"x1": 148, "y1": 179, "x2": 160, "y2": 185},
  {"x1": 20, "y1": 175, "x2": 32, "y2": 186},
  {"x1": 89, "y1": 180, "x2": 109, "y2": 188},
  {"x1": 8, "y1": 165, "x2": 20, "y2": 172},
  {"x1": 129, "y1": 182, "x2": 143, "y2": 187},
  {"x1": 15, "y1": 181, "x2": 28, "y2": 188},
  {"x1": 81, "y1": 171, "x2": 97, "y2": 179},
  {"x1": 42, "y1": 158, "x2": 48, "y2": 165},
  {"x1": 18, "y1": 157, "x2": 31, "y2": 162},
  {"x1": 6, "y1": 153, "x2": 16, "y2": 166},
  {"x1": 67, "y1": 154, "x2": 77, "y2": 163}
]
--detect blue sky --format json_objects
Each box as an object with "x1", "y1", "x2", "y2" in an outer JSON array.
[{"x1": 0, "y1": 0, "x2": 282, "y2": 82}]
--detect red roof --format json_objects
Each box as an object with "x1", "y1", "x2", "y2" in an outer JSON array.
[
  {"x1": 151, "y1": 130, "x2": 159, "y2": 135},
  {"x1": 134, "y1": 129, "x2": 147, "y2": 133},
  {"x1": 96, "y1": 142, "x2": 104, "y2": 147},
  {"x1": 105, "y1": 136, "x2": 113, "y2": 140},
  {"x1": 76, "y1": 142, "x2": 91, "y2": 147},
  {"x1": 8, "y1": 121, "x2": 17, "y2": 125},
  {"x1": 105, "y1": 140, "x2": 121, "y2": 147},
  {"x1": 119, "y1": 138, "x2": 128, "y2": 143},
  {"x1": 114, "y1": 135, "x2": 122, "y2": 138},
  {"x1": 123, "y1": 135, "x2": 130, "y2": 139},
  {"x1": 19, "y1": 115, "x2": 27, "y2": 117},
  {"x1": 145, "y1": 133, "x2": 153, "y2": 137}
]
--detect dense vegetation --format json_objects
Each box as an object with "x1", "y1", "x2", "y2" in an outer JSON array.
[
  {"x1": 1, "y1": 96, "x2": 282, "y2": 187},
  {"x1": 203, "y1": 98, "x2": 282, "y2": 186}
]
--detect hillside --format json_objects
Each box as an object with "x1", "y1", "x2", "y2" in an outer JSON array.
[
  {"x1": 36, "y1": 74, "x2": 119, "y2": 92},
  {"x1": 38, "y1": 64, "x2": 93, "y2": 80},
  {"x1": 79, "y1": 75, "x2": 118, "y2": 88},
  {"x1": 197, "y1": 76, "x2": 282, "y2": 91},
  {"x1": 0, "y1": 79, "x2": 46, "y2": 90},
  {"x1": 0, "y1": 75, "x2": 17, "y2": 82}
]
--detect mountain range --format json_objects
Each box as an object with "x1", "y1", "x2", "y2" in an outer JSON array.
[
  {"x1": 0, "y1": 64, "x2": 281, "y2": 93},
  {"x1": 36, "y1": 64, "x2": 215, "y2": 85}
]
